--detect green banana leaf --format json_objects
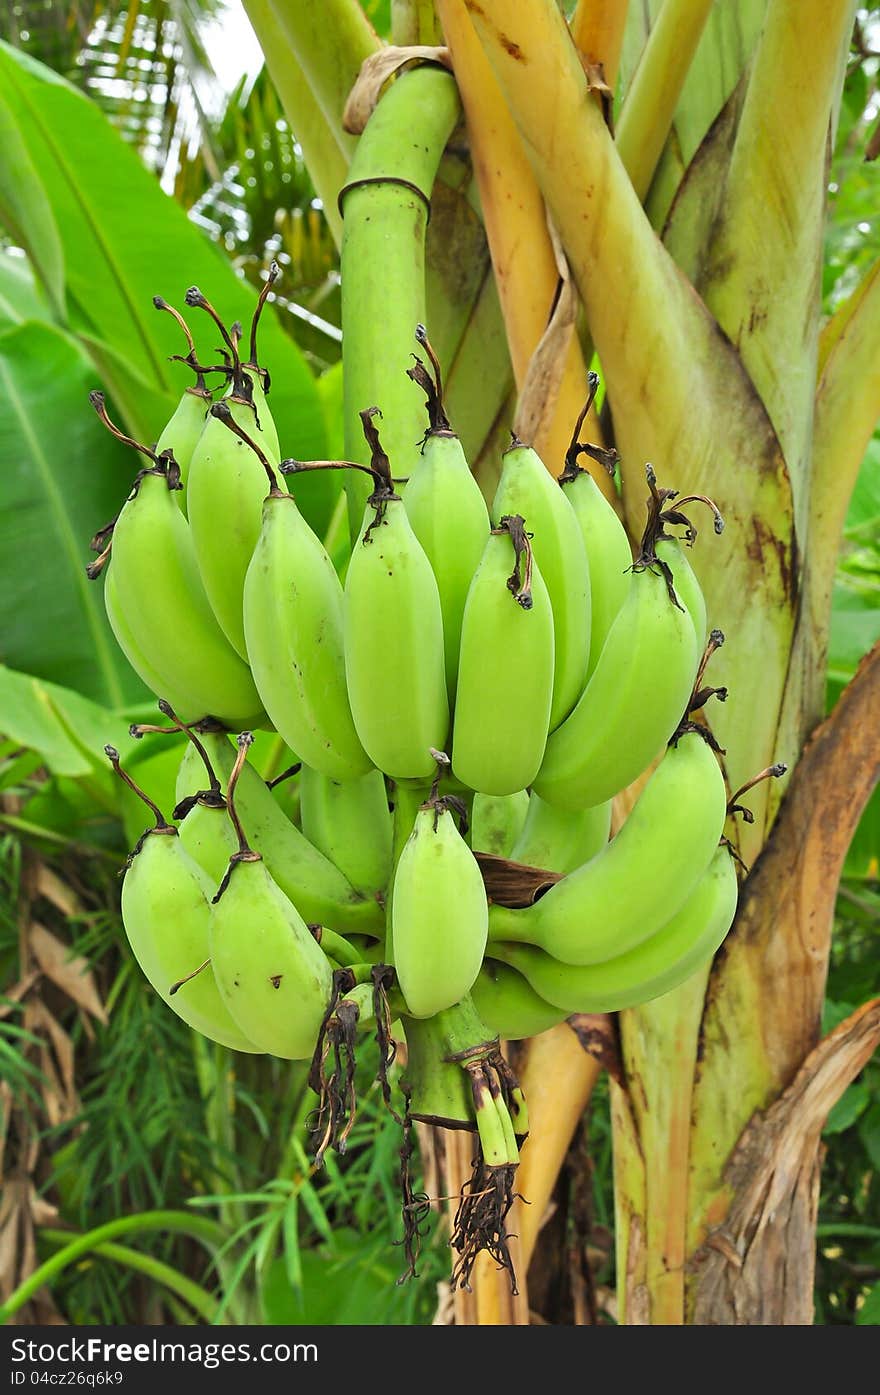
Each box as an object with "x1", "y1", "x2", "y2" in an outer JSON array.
[
  {"x1": 0, "y1": 249, "x2": 54, "y2": 328},
  {"x1": 0, "y1": 316, "x2": 146, "y2": 706},
  {"x1": 0, "y1": 665, "x2": 132, "y2": 779},
  {"x1": 0, "y1": 40, "x2": 338, "y2": 534}
]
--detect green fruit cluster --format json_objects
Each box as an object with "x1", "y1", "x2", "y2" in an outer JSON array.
[{"x1": 87, "y1": 286, "x2": 756, "y2": 1186}]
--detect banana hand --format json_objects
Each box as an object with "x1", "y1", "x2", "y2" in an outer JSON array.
[
  {"x1": 490, "y1": 729, "x2": 728, "y2": 964},
  {"x1": 494, "y1": 842, "x2": 738, "y2": 1013}
]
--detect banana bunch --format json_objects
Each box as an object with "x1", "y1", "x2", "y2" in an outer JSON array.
[{"x1": 88, "y1": 291, "x2": 780, "y2": 1288}]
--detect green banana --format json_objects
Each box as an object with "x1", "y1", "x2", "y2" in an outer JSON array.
[
  {"x1": 471, "y1": 959, "x2": 568, "y2": 1040},
  {"x1": 470, "y1": 789, "x2": 530, "y2": 859},
  {"x1": 493, "y1": 843, "x2": 738, "y2": 1013},
  {"x1": 298, "y1": 763, "x2": 393, "y2": 901},
  {"x1": 402, "y1": 329, "x2": 490, "y2": 704},
  {"x1": 106, "y1": 746, "x2": 260, "y2": 1053},
  {"x1": 558, "y1": 382, "x2": 632, "y2": 676},
  {"x1": 489, "y1": 729, "x2": 728, "y2": 964},
  {"x1": 152, "y1": 296, "x2": 211, "y2": 503},
  {"x1": 491, "y1": 436, "x2": 591, "y2": 729},
  {"x1": 343, "y1": 409, "x2": 449, "y2": 779},
  {"x1": 532, "y1": 561, "x2": 699, "y2": 812},
  {"x1": 240, "y1": 436, "x2": 372, "y2": 780},
  {"x1": 208, "y1": 735, "x2": 334, "y2": 1060},
  {"x1": 174, "y1": 727, "x2": 385, "y2": 937},
  {"x1": 452, "y1": 515, "x2": 555, "y2": 796},
  {"x1": 87, "y1": 395, "x2": 265, "y2": 729},
  {"x1": 390, "y1": 793, "x2": 488, "y2": 1018},
  {"x1": 509, "y1": 792, "x2": 612, "y2": 874},
  {"x1": 103, "y1": 562, "x2": 203, "y2": 722},
  {"x1": 184, "y1": 286, "x2": 283, "y2": 658},
  {"x1": 533, "y1": 464, "x2": 724, "y2": 812}
]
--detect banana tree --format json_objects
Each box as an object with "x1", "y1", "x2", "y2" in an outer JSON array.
[
  {"x1": 235, "y1": 0, "x2": 880, "y2": 1325},
  {"x1": 3, "y1": 0, "x2": 878, "y2": 1325}
]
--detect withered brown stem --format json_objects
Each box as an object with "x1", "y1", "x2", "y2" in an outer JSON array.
[{"x1": 104, "y1": 744, "x2": 174, "y2": 834}]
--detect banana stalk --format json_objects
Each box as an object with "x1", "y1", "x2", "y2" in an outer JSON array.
[{"x1": 339, "y1": 65, "x2": 461, "y2": 535}]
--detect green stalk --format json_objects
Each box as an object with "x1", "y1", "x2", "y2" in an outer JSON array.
[
  {"x1": 242, "y1": 0, "x2": 350, "y2": 247},
  {"x1": 403, "y1": 997, "x2": 492, "y2": 1128},
  {"x1": 191, "y1": 1036, "x2": 254, "y2": 1326},
  {"x1": 0, "y1": 1212, "x2": 224, "y2": 1324},
  {"x1": 702, "y1": 0, "x2": 857, "y2": 513},
  {"x1": 615, "y1": 0, "x2": 715, "y2": 202},
  {"x1": 389, "y1": 778, "x2": 432, "y2": 870},
  {"x1": 37, "y1": 1232, "x2": 220, "y2": 1324},
  {"x1": 809, "y1": 259, "x2": 880, "y2": 645},
  {"x1": 339, "y1": 65, "x2": 461, "y2": 536},
  {"x1": 392, "y1": 0, "x2": 443, "y2": 44},
  {"x1": 263, "y1": 0, "x2": 380, "y2": 143}
]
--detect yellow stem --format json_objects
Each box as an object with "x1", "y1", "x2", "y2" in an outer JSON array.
[
  {"x1": 436, "y1": 0, "x2": 611, "y2": 488},
  {"x1": 515, "y1": 1024, "x2": 603, "y2": 1269},
  {"x1": 570, "y1": 0, "x2": 630, "y2": 91}
]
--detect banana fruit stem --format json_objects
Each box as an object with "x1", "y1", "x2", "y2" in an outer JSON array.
[{"x1": 339, "y1": 64, "x2": 461, "y2": 539}]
